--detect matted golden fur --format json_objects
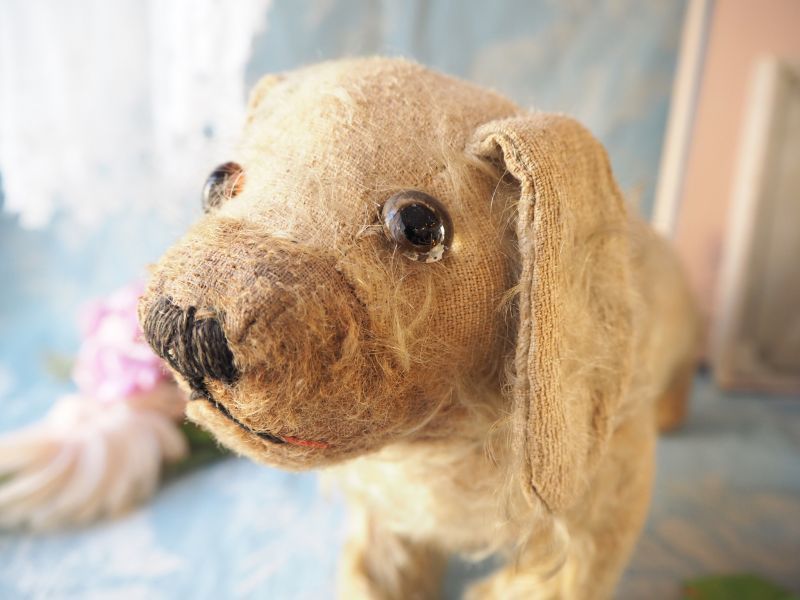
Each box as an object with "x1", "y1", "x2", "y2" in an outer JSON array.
[{"x1": 139, "y1": 57, "x2": 698, "y2": 599}]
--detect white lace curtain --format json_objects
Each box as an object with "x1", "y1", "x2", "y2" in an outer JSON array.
[{"x1": 0, "y1": 0, "x2": 270, "y2": 228}]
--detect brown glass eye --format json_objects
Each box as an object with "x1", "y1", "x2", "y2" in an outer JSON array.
[
  {"x1": 202, "y1": 162, "x2": 244, "y2": 212},
  {"x1": 381, "y1": 191, "x2": 453, "y2": 263}
]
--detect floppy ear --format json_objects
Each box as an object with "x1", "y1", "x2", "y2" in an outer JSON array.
[{"x1": 470, "y1": 113, "x2": 634, "y2": 513}]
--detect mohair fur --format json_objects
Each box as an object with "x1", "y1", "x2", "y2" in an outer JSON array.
[{"x1": 139, "y1": 57, "x2": 698, "y2": 599}]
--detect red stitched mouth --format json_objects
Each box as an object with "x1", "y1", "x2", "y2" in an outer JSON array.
[{"x1": 190, "y1": 391, "x2": 330, "y2": 449}]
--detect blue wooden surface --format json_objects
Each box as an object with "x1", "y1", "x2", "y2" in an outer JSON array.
[{"x1": 1, "y1": 376, "x2": 798, "y2": 598}]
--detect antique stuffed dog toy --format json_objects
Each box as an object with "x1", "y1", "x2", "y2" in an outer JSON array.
[{"x1": 139, "y1": 58, "x2": 697, "y2": 598}]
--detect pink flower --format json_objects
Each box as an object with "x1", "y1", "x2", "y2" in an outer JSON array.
[{"x1": 72, "y1": 281, "x2": 168, "y2": 402}]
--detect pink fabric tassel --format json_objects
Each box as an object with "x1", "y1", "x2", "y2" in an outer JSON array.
[{"x1": 0, "y1": 282, "x2": 189, "y2": 530}]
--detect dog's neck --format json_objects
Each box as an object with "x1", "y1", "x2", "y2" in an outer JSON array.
[{"x1": 324, "y1": 375, "x2": 529, "y2": 555}]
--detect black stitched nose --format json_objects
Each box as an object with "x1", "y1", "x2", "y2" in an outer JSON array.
[{"x1": 141, "y1": 297, "x2": 239, "y2": 388}]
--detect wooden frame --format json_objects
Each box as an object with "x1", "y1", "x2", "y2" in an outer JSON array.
[
  {"x1": 711, "y1": 59, "x2": 800, "y2": 392},
  {"x1": 652, "y1": 0, "x2": 713, "y2": 237}
]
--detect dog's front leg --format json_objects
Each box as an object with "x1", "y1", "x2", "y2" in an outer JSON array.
[
  {"x1": 464, "y1": 524, "x2": 638, "y2": 600},
  {"x1": 463, "y1": 520, "x2": 577, "y2": 600},
  {"x1": 338, "y1": 507, "x2": 447, "y2": 600}
]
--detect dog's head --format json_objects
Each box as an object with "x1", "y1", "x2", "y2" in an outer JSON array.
[{"x1": 139, "y1": 58, "x2": 633, "y2": 513}]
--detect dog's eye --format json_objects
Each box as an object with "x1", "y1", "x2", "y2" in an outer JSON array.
[
  {"x1": 381, "y1": 191, "x2": 453, "y2": 263},
  {"x1": 202, "y1": 162, "x2": 244, "y2": 212}
]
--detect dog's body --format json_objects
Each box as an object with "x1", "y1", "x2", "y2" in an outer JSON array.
[
  {"x1": 333, "y1": 217, "x2": 696, "y2": 599},
  {"x1": 140, "y1": 58, "x2": 697, "y2": 599}
]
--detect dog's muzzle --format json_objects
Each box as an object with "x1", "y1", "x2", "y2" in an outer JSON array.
[{"x1": 137, "y1": 221, "x2": 371, "y2": 452}]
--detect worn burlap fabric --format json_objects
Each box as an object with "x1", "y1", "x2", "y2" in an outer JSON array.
[
  {"x1": 140, "y1": 58, "x2": 523, "y2": 467},
  {"x1": 139, "y1": 57, "x2": 697, "y2": 599}
]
